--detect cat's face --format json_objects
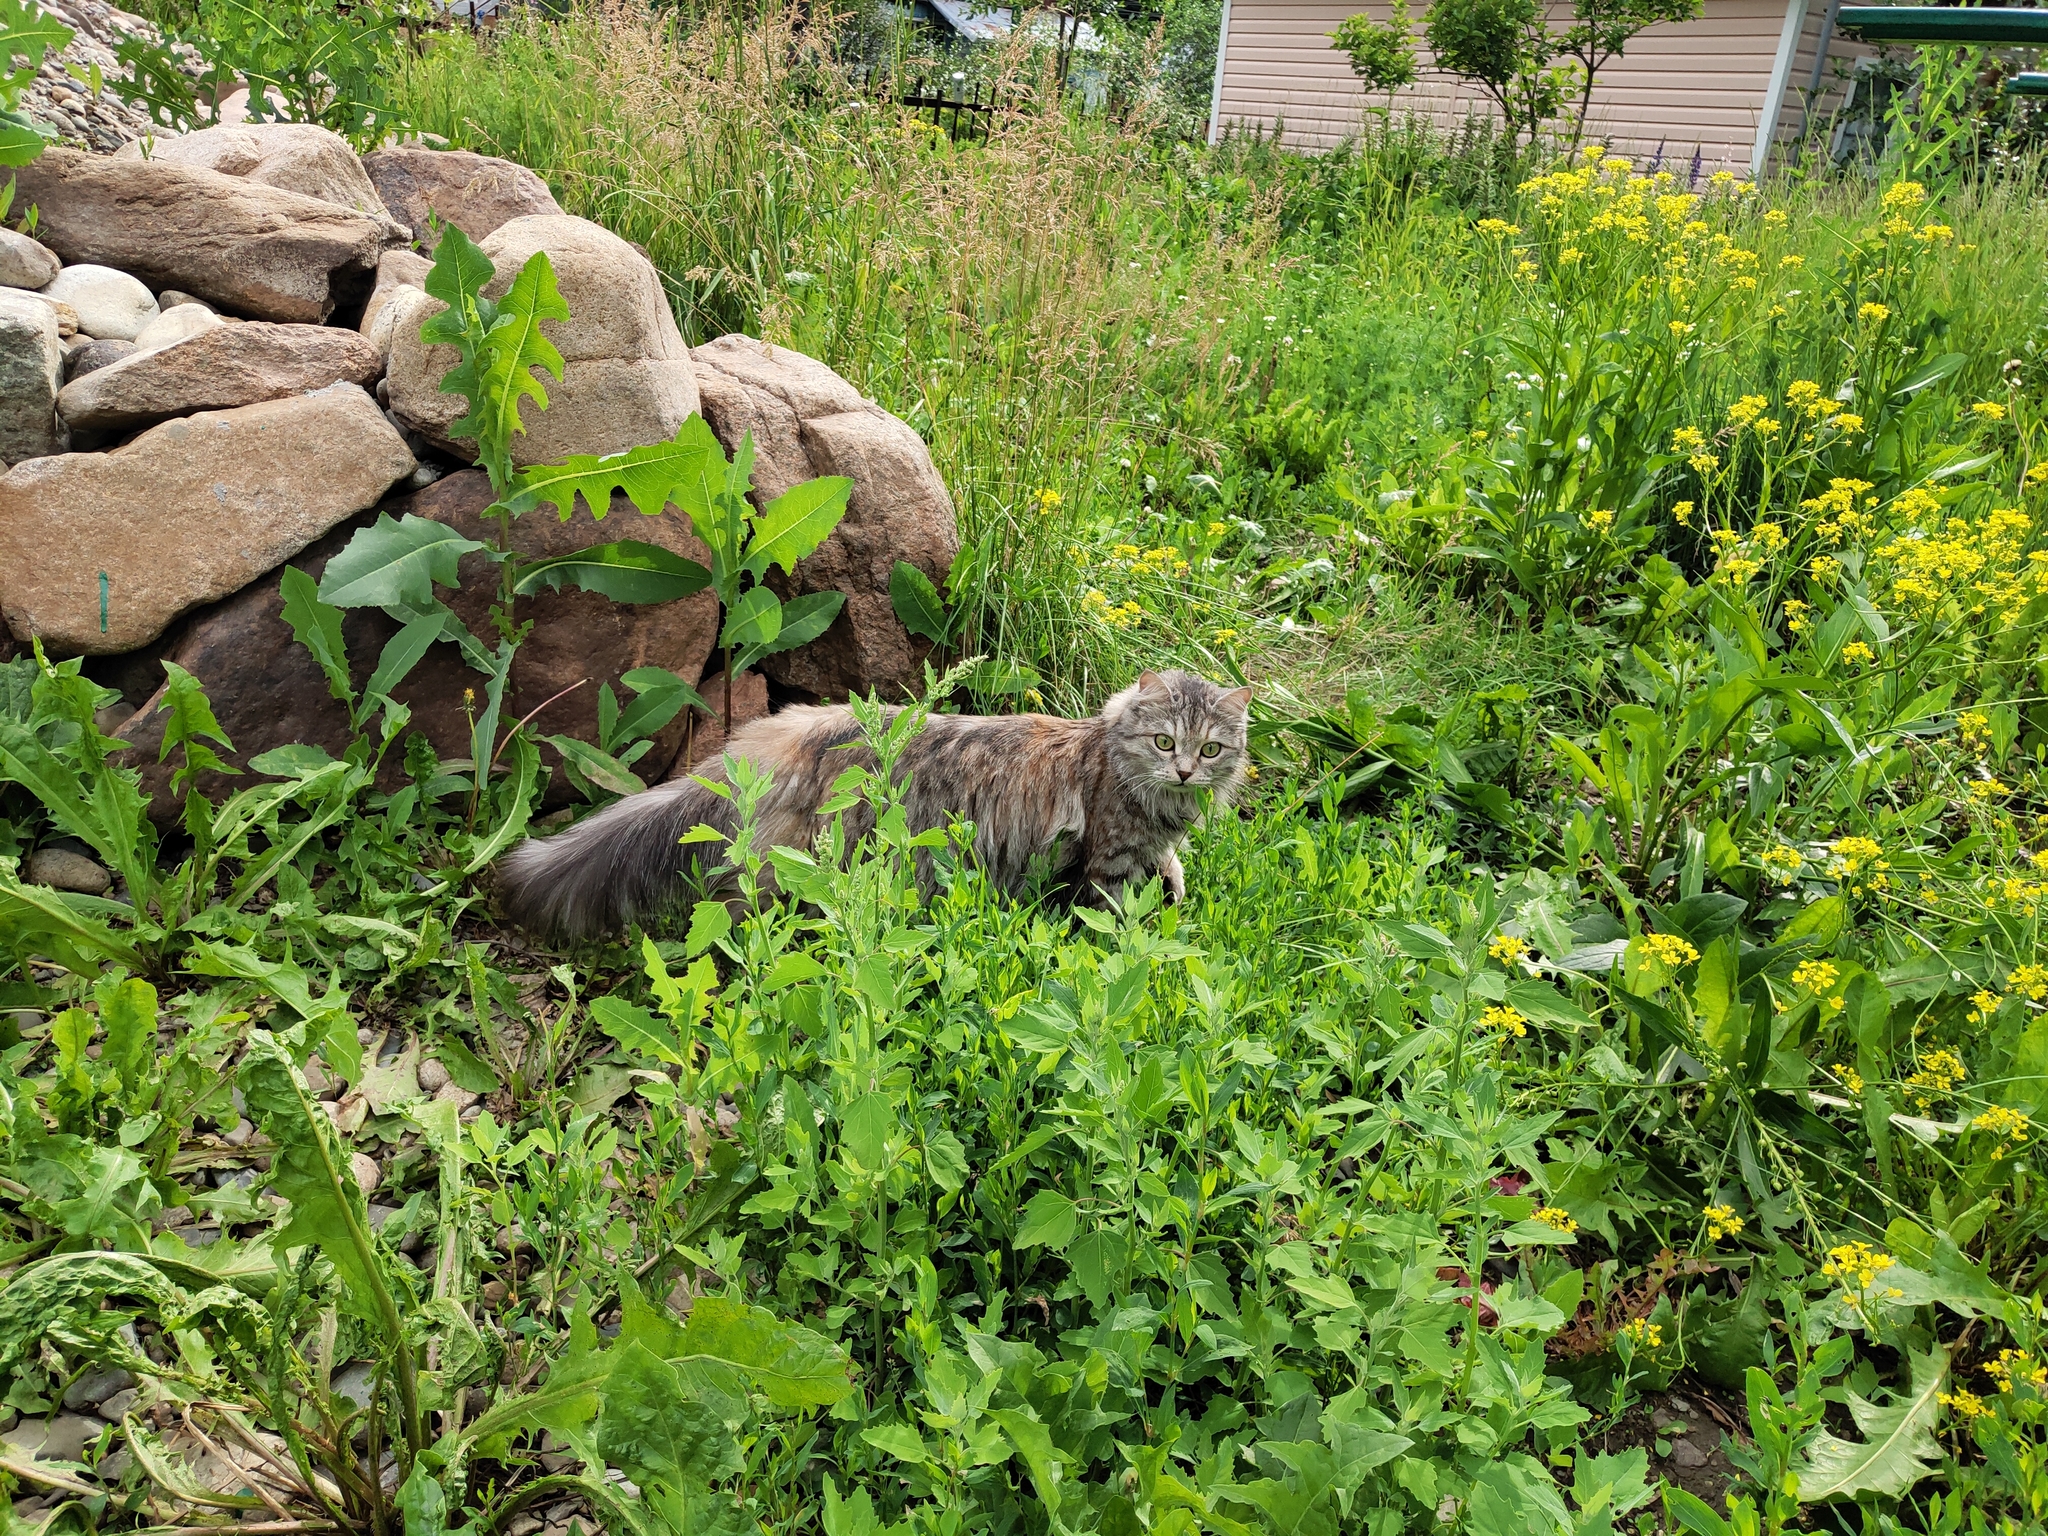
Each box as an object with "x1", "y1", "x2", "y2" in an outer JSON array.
[{"x1": 1105, "y1": 671, "x2": 1253, "y2": 798}]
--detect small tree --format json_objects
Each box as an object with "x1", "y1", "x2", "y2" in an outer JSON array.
[
  {"x1": 1332, "y1": 1, "x2": 1419, "y2": 108},
  {"x1": 1424, "y1": 0, "x2": 1571, "y2": 144},
  {"x1": 1555, "y1": 0, "x2": 1701, "y2": 143}
]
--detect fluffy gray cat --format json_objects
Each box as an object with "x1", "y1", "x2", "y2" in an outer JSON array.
[{"x1": 494, "y1": 669, "x2": 1252, "y2": 940}]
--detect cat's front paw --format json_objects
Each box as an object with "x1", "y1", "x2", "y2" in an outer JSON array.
[{"x1": 1160, "y1": 848, "x2": 1186, "y2": 905}]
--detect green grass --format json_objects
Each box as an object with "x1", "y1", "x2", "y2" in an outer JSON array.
[{"x1": 5, "y1": 7, "x2": 2048, "y2": 1535}]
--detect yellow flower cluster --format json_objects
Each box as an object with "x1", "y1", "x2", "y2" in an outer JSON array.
[
  {"x1": 1671, "y1": 426, "x2": 1720, "y2": 475},
  {"x1": 1476, "y1": 217, "x2": 1522, "y2": 239},
  {"x1": 1831, "y1": 1062, "x2": 1865, "y2": 1096},
  {"x1": 1488, "y1": 932, "x2": 1530, "y2": 964},
  {"x1": 1841, "y1": 641, "x2": 1875, "y2": 666},
  {"x1": 1534, "y1": 1206, "x2": 1578, "y2": 1234},
  {"x1": 1703, "y1": 1204, "x2": 1744, "y2": 1240},
  {"x1": 1971, "y1": 1105, "x2": 2030, "y2": 1158},
  {"x1": 1939, "y1": 1388, "x2": 1991, "y2": 1419},
  {"x1": 1972, "y1": 401, "x2": 2008, "y2": 422},
  {"x1": 1860, "y1": 301, "x2": 1892, "y2": 324},
  {"x1": 1580, "y1": 508, "x2": 1616, "y2": 533},
  {"x1": 1760, "y1": 844, "x2": 1805, "y2": 882},
  {"x1": 1822, "y1": 1241, "x2": 1901, "y2": 1304},
  {"x1": 1958, "y1": 710, "x2": 1992, "y2": 756},
  {"x1": 1081, "y1": 589, "x2": 1145, "y2": 629},
  {"x1": 1478, "y1": 1004, "x2": 1529, "y2": 1037},
  {"x1": 1033, "y1": 487, "x2": 1063, "y2": 516},
  {"x1": 1829, "y1": 836, "x2": 1882, "y2": 873},
  {"x1": 1642, "y1": 932, "x2": 1700, "y2": 967},
  {"x1": 1879, "y1": 505, "x2": 2047, "y2": 624},
  {"x1": 2009, "y1": 964, "x2": 2048, "y2": 1001},
  {"x1": 1803, "y1": 478, "x2": 1878, "y2": 543},
  {"x1": 1791, "y1": 959, "x2": 1839, "y2": 993},
  {"x1": 1617, "y1": 1318, "x2": 1663, "y2": 1350},
  {"x1": 1904, "y1": 1047, "x2": 1966, "y2": 1108},
  {"x1": 1986, "y1": 1350, "x2": 2048, "y2": 1394},
  {"x1": 1107, "y1": 543, "x2": 1192, "y2": 578},
  {"x1": 1672, "y1": 500, "x2": 1695, "y2": 525},
  {"x1": 1984, "y1": 873, "x2": 2048, "y2": 918}
]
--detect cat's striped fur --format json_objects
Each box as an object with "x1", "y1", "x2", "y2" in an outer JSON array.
[{"x1": 493, "y1": 670, "x2": 1252, "y2": 941}]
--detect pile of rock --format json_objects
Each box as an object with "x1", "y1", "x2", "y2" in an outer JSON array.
[{"x1": 1, "y1": 122, "x2": 958, "y2": 819}]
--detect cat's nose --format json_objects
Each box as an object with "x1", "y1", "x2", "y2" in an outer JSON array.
[{"x1": 1177, "y1": 765, "x2": 1194, "y2": 782}]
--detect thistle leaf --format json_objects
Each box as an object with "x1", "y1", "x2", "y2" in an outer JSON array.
[
  {"x1": 1793, "y1": 1347, "x2": 1945, "y2": 1501},
  {"x1": 317, "y1": 513, "x2": 486, "y2": 610},
  {"x1": 503, "y1": 416, "x2": 726, "y2": 522},
  {"x1": 741, "y1": 474, "x2": 853, "y2": 579}
]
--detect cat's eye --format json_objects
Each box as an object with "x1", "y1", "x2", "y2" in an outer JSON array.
[
  {"x1": 1200, "y1": 741, "x2": 1223, "y2": 758},
  {"x1": 1154, "y1": 734, "x2": 1175, "y2": 752}
]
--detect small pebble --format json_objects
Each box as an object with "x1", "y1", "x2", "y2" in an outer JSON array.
[
  {"x1": 23, "y1": 847, "x2": 112, "y2": 895},
  {"x1": 222, "y1": 1117, "x2": 255, "y2": 1147},
  {"x1": 418, "y1": 1057, "x2": 451, "y2": 1094},
  {"x1": 350, "y1": 1153, "x2": 381, "y2": 1194},
  {"x1": 96, "y1": 1388, "x2": 138, "y2": 1423},
  {"x1": 480, "y1": 1280, "x2": 510, "y2": 1308}
]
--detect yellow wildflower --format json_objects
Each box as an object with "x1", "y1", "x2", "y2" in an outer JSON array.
[
  {"x1": 1672, "y1": 500, "x2": 1694, "y2": 525},
  {"x1": 1831, "y1": 1063, "x2": 1865, "y2": 1096},
  {"x1": 1971, "y1": 401, "x2": 2007, "y2": 422},
  {"x1": 1760, "y1": 845, "x2": 1805, "y2": 882},
  {"x1": 1534, "y1": 1206, "x2": 1578, "y2": 1234},
  {"x1": 1859, "y1": 301, "x2": 1891, "y2": 324},
  {"x1": 1841, "y1": 641, "x2": 1875, "y2": 666},
  {"x1": 1488, "y1": 933, "x2": 1529, "y2": 965},
  {"x1": 1581, "y1": 507, "x2": 1615, "y2": 533},
  {"x1": 1986, "y1": 1350, "x2": 2048, "y2": 1394},
  {"x1": 1033, "y1": 487, "x2": 1064, "y2": 515},
  {"x1": 1618, "y1": 1319, "x2": 1663, "y2": 1350},
  {"x1": 1791, "y1": 959, "x2": 1839, "y2": 993},
  {"x1": 1643, "y1": 932, "x2": 1701, "y2": 967},
  {"x1": 1703, "y1": 1204, "x2": 1744, "y2": 1240},
  {"x1": 1822, "y1": 1240, "x2": 1897, "y2": 1298},
  {"x1": 2008, "y1": 964, "x2": 2048, "y2": 1001},
  {"x1": 1938, "y1": 1389, "x2": 1990, "y2": 1419},
  {"x1": 1904, "y1": 1048, "x2": 1966, "y2": 1108},
  {"x1": 1478, "y1": 1004, "x2": 1528, "y2": 1037}
]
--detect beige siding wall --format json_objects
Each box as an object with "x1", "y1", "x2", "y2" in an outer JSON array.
[{"x1": 1215, "y1": 0, "x2": 1865, "y2": 173}]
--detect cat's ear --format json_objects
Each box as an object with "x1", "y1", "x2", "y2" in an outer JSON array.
[
  {"x1": 1137, "y1": 671, "x2": 1166, "y2": 694},
  {"x1": 1221, "y1": 686, "x2": 1252, "y2": 714}
]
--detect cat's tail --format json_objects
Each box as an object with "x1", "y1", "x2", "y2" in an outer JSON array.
[{"x1": 493, "y1": 771, "x2": 738, "y2": 943}]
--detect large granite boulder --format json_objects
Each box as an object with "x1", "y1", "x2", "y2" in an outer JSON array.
[
  {"x1": 0, "y1": 289, "x2": 66, "y2": 463},
  {"x1": 360, "y1": 248, "x2": 433, "y2": 360},
  {"x1": 361, "y1": 146, "x2": 561, "y2": 248},
  {"x1": 11, "y1": 148, "x2": 395, "y2": 324},
  {"x1": 113, "y1": 470, "x2": 720, "y2": 815},
  {"x1": 0, "y1": 385, "x2": 413, "y2": 653},
  {"x1": 385, "y1": 214, "x2": 699, "y2": 466},
  {"x1": 121, "y1": 123, "x2": 405, "y2": 239},
  {"x1": 58, "y1": 322, "x2": 383, "y2": 435},
  {"x1": 689, "y1": 336, "x2": 958, "y2": 700}
]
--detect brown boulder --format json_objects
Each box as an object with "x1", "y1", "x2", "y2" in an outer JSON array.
[
  {"x1": 360, "y1": 146, "x2": 562, "y2": 248},
  {"x1": 689, "y1": 335, "x2": 958, "y2": 701},
  {"x1": 115, "y1": 470, "x2": 719, "y2": 816},
  {"x1": 0, "y1": 385, "x2": 413, "y2": 653},
  {"x1": 11, "y1": 147, "x2": 394, "y2": 324},
  {"x1": 57, "y1": 322, "x2": 384, "y2": 435},
  {"x1": 122, "y1": 123, "x2": 405, "y2": 237}
]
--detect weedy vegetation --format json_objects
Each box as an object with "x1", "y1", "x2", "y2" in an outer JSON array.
[{"x1": 5, "y1": 2, "x2": 2048, "y2": 1535}]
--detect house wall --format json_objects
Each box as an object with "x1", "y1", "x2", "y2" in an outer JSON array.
[{"x1": 1212, "y1": 0, "x2": 1869, "y2": 174}]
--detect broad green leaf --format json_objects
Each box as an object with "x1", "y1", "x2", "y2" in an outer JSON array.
[
  {"x1": 740, "y1": 590, "x2": 843, "y2": 665},
  {"x1": 596, "y1": 1340, "x2": 743, "y2": 1487},
  {"x1": 888, "y1": 559, "x2": 948, "y2": 644},
  {"x1": 433, "y1": 1035, "x2": 499, "y2": 1094},
  {"x1": 237, "y1": 1031, "x2": 392, "y2": 1326},
  {"x1": 541, "y1": 734, "x2": 647, "y2": 797},
  {"x1": 503, "y1": 416, "x2": 726, "y2": 521},
  {"x1": 614, "y1": 667, "x2": 709, "y2": 747},
  {"x1": 1014, "y1": 1188, "x2": 1078, "y2": 1250},
  {"x1": 94, "y1": 975, "x2": 156, "y2": 1110},
  {"x1": 511, "y1": 540, "x2": 711, "y2": 604},
  {"x1": 0, "y1": 873, "x2": 147, "y2": 973},
  {"x1": 720, "y1": 585, "x2": 781, "y2": 650},
  {"x1": 1793, "y1": 1347, "x2": 1945, "y2": 1500},
  {"x1": 365, "y1": 612, "x2": 447, "y2": 706},
  {"x1": 861, "y1": 1422, "x2": 933, "y2": 1465},
  {"x1": 279, "y1": 566, "x2": 353, "y2": 710},
  {"x1": 460, "y1": 730, "x2": 540, "y2": 876},
  {"x1": 987, "y1": 1408, "x2": 1066, "y2": 1528},
  {"x1": 670, "y1": 1295, "x2": 854, "y2": 1410},
  {"x1": 461, "y1": 1307, "x2": 611, "y2": 1449},
  {"x1": 741, "y1": 474, "x2": 853, "y2": 578},
  {"x1": 591, "y1": 996, "x2": 688, "y2": 1067},
  {"x1": 317, "y1": 513, "x2": 485, "y2": 610}
]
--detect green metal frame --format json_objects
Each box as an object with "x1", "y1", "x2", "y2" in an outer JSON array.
[
  {"x1": 1837, "y1": 5, "x2": 2048, "y2": 43},
  {"x1": 2007, "y1": 69, "x2": 2048, "y2": 93}
]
